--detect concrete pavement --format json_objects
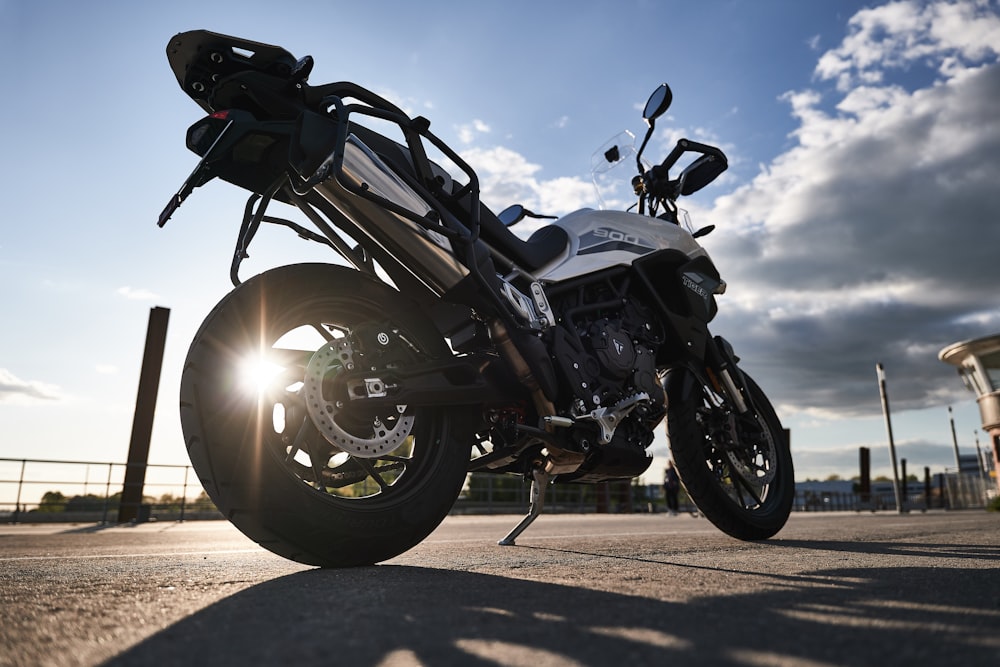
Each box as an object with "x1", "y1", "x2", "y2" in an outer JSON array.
[{"x1": 1, "y1": 511, "x2": 999, "y2": 666}]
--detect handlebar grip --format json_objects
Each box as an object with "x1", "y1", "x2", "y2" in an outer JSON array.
[{"x1": 660, "y1": 138, "x2": 727, "y2": 171}]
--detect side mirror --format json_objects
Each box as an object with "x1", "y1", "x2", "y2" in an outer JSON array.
[
  {"x1": 643, "y1": 84, "x2": 673, "y2": 124},
  {"x1": 496, "y1": 204, "x2": 557, "y2": 227},
  {"x1": 497, "y1": 204, "x2": 525, "y2": 226}
]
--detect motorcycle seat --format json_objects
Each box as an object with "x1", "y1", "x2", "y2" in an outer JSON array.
[{"x1": 475, "y1": 208, "x2": 569, "y2": 272}]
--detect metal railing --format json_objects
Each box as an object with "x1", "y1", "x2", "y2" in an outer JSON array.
[
  {"x1": 793, "y1": 473, "x2": 995, "y2": 512},
  {"x1": 3, "y1": 457, "x2": 993, "y2": 524},
  {"x1": 0, "y1": 457, "x2": 218, "y2": 524}
]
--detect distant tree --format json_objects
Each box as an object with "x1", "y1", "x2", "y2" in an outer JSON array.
[
  {"x1": 824, "y1": 474, "x2": 842, "y2": 482},
  {"x1": 38, "y1": 491, "x2": 67, "y2": 512},
  {"x1": 157, "y1": 493, "x2": 184, "y2": 511},
  {"x1": 66, "y1": 494, "x2": 109, "y2": 513},
  {"x1": 190, "y1": 490, "x2": 217, "y2": 511}
]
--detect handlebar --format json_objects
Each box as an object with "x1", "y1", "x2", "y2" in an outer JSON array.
[
  {"x1": 658, "y1": 138, "x2": 726, "y2": 172},
  {"x1": 640, "y1": 138, "x2": 728, "y2": 207}
]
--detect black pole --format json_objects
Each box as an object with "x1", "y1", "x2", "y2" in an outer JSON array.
[
  {"x1": 876, "y1": 363, "x2": 904, "y2": 514},
  {"x1": 859, "y1": 447, "x2": 871, "y2": 505},
  {"x1": 923, "y1": 466, "x2": 931, "y2": 510},
  {"x1": 118, "y1": 307, "x2": 170, "y2": 523},
  {"x1": 901, "y1": 458, "x2": 908, "y2": 511}
]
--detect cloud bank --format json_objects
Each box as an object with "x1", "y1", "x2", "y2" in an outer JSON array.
[
  {"x1": 0, "y1": 368, "x2": 60, "y2": 403},
  {"x1": 707, "y1": 0, "x2": 1000, "y2": 417}
]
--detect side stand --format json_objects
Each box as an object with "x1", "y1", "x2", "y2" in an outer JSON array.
[{"x1": 498, "y1": 466, "x2": 550, "y2": 546}]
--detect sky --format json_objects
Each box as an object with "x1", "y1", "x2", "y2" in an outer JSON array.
[{"x1": 1, "y1": 0, "x2": 999, "y2": 491}]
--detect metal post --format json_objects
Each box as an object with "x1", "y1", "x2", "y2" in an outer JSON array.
[
  {"x1": 859, "y1": 446, "x2": 871, "y2": 507},
  {"x1": 179, "y1": 466, "x2": 189, "y2": 523},
  {"x1": 948, "y1": 407, "x2": 962, "y2": 469},
  {"x1": 973, "y1": 431, "x2": 990, "y2": 505},
  {"x1": 948, "y1": 406, "x2": 966, "y2": 507},
  {"x1": 12, "y1": 459, "x2": 26, "y2": 523},
  {"x1": 876, "y1": 363, "x2": 904, "y2": 514},
  {"x1": 118, "y1": 306, "x2": 170, "y2": 523},
  {"x1": 101, "y1": 463, "x2": 113, "y2": 525},
  {"x1": 901, "y1": 458, "x2": 908, "y2": 510},
  {"x1": 923, "y1": 466, "x2": 931, "y2": 510}
]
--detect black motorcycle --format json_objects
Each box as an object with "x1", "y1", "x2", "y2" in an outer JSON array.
[{"x1": 159, "y1": 30, "x2": 794, "y2": 567}]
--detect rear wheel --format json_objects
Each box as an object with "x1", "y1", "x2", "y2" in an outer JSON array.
[
  {"x1": 665, "y1": 369, "x2": 793, "y2": 540},
  {"x1": 180, "y1": 264, "x2": 471, "y2": 567}
]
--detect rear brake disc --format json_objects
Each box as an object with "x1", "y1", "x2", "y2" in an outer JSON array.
[{"x1": 303, "y1": 338, "x2": 414, "y2": 457}]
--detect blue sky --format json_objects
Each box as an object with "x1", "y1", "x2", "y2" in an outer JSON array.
[{"x1": 1, "y1": 0, "x2": 998, "y2": 487}]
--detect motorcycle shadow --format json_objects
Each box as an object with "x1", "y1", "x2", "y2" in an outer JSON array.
[{"x1": 107, "y1": 554, "x2": 998, "y2": 666}]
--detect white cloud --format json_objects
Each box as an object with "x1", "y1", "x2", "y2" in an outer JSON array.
[
  {"x1": 116, "y1": 286, "x2": 160, "y2": 301},
  {"x1": 0, "y1": 368, "x2": 60, "y2": 403},
  {"x1": 815, "y1": 0, "x2": 1000, "y2": 89},
  {"x1": 456, "y1": 119, "x2": 491, "y2": 144},
  {"x1": 462, "y1": 145, "x2": 596, "y2": 222},
  {"x1": 702, "y1": 0, "x2": 1000, "y2": 416}
]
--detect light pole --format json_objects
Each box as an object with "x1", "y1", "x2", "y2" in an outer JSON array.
[{"x1": 876, "y1": 363, "x2": 904, "y2": 514}]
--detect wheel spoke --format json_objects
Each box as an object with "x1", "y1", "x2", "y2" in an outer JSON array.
[
  {"x1": 355, "y1": 457, "x2": 391, "y2": 491},
  {"x1": 731, "y1": 468, "x2": 764, "y2": 506},
  {"x1": 284, "y1": 416, "x2": 314, "y2": 464},
  {"x1": 312, "y1": 322, "x2": 340, "y2": 342},
  {"x1": 730, "y1": 474, "x2": 750, "y2": 507}
]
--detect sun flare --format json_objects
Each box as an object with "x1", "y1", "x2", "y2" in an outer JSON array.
[{"x1": 238, "y1": 356, "x2": 286, "y2": 395}]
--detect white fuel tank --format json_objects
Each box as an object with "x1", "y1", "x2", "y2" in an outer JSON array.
[{"x1": 536, "y1": 208, "x2": 709, "y2": 282}]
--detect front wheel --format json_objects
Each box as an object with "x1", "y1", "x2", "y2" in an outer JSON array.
[
  {"x1": 180, "y1": 264, "x2": 472, "y2": 567},
  {"x1": 665, "y1": 369, "x2": 794, "y2": 540}
]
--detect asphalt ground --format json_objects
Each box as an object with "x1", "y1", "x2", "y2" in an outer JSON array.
[{"x1": 1, "y1": 510, "x2": 998, "y2": 667}]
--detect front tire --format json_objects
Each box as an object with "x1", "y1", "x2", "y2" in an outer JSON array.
[
  {"x1": 665, "y1": 369, "x2": 793, "y2": 540},
  {"x1": 180, "y1": 264, "x2": 471, "y2": 567}
]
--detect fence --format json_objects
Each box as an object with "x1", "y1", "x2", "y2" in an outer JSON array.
[
  {"x1": 455, "y1": 475, "x2": 700, "y2": 515},
  {"x1": 794, "y1": 473, "x2": 995, "y2": 512},
  {"x1": 0, "y1": 457, "x2": 219, "y2": 524},
  {"x1": 2, "y1": 457, "x2": 994, "y2": 524},
  {"x1": 460, "y1": 474, "x2": 996, "y2": 514},
  {"x1": 943, "y1": 472, "x2": 995, "y2": 509}
]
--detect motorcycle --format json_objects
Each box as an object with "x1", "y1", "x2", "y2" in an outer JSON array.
[{"x1": 158, "y1": 30, "x2": 794, "y2": 567}]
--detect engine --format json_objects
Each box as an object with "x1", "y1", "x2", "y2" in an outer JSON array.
[{"x1": 544, "y1": 276, "x2": 667, "y2": 482}]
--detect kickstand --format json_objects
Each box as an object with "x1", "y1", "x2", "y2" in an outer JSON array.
[{"x1": 498, "y1": 466, "x2": 550, "y2": 546}]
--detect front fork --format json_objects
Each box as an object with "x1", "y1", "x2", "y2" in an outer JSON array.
[{"x1": 705, "y1": 335, "x2": 750, "y2": 414}]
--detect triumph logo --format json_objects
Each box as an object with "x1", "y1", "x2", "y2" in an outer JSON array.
[{"x1": 613, "y1": 339, "x2": 624, "y2": 356}]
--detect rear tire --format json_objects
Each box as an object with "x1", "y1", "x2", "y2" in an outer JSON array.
[
  {"x1": 180, "y1": 264, "x2": 471, "y2": 567},
  {"x1": 665, "y1": 369, "x2": 793, "y2": 540}
]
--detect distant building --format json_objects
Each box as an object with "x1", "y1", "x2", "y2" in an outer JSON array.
[{"x1": 939, "y1": 333, "x2": 1000, "y2": 493}]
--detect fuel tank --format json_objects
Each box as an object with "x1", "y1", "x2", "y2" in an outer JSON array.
[{"x1": 536, "y1": 209, "x2": 710, "y2": 282}]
